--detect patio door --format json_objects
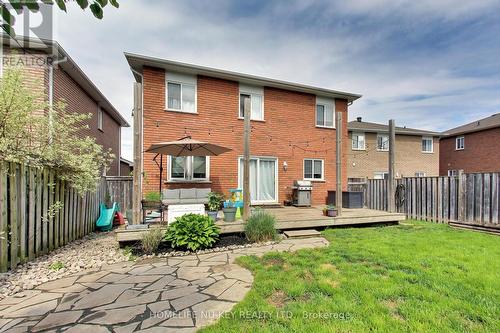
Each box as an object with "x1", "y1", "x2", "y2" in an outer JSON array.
[{"x1": 238, "y1": 157, "x2": 277, "y2": 204}]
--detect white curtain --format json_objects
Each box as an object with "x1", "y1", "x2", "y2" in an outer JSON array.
[{"x1": 259, "y1": 160, "x2": 275, "y2": 201}]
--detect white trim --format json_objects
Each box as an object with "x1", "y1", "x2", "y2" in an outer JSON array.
[
  {"x1": 374, "y1": 171, "x2": 389, "y2": 179},
  {"x1": 165, "y1": 71, "x2": 197, "y2": 114},
  {"x1": 415, "y1": 172, "x2": 426, "y2": 177},
  {"x1": 315, "y1": 96, "x2": 335, "y2": 129},
  {"x1": 351, "y1": 132, "x2": 366, "y2": 150},
  {"x1": 421, "y1": 136, "x2": 434, "y2": 153},
  {"x1": 376, "y1": 133, "x2": 389, "y2": 151},
  {"x1": 237, "y1": 156, "x2": 279, "y2": 204},
  {"x1": 238, "y1": 84, "x2": 264, "y2": 121},
  {"x1": 167, "y1": 156, "x2": 210, "y2": 182},
  {"x1": 303, "y1": 158, "x2": 324, "y2": 181},
  {"x1": 97, "y1": 106, "x2": 103, "y2": 131},
  {"x1": 456, "y1": 136, "x2": 465, "y2": 150}
]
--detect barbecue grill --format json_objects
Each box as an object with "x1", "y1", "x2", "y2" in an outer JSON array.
[{"x1": 292, "y1": 180, "x2": 312, "y2": 207}]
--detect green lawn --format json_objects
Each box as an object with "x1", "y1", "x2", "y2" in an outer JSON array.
[{"x1": 200, "y1": 221, "x2": 500, "y2": 333}]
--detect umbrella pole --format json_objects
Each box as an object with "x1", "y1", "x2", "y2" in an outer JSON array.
[{"x1": 159, "y1": 154, "x2": 163, "y2": 197}]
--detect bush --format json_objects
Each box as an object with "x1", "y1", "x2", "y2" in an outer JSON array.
[
  {"x1": 207, "y1": 192, "x2": 224, "y2": 211},
  {"x1": 164, "y1": 214, "x2": 220, "y2": 251},
  {"x1": 141, "y1": 228, "x2": 163, "y2": 254},
  {"x1": 245, "y1": 209, "x2": 278, "y2": 243},
  {"x1": 144, "y1": 191, "x2": 161, "y2": 202}
]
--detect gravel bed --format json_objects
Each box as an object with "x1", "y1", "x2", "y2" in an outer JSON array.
[{"x1": 0, "y1": 232, "x2": 130, "y2": 300}]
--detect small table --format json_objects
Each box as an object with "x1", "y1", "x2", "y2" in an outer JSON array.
[{"x1": 167, "y1": 204, "x2": 205, "y2": 224}]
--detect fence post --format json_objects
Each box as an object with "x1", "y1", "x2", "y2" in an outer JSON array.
[
  {"x1": 0, "y1": 162, "x2": 8, "y2": 272},
  {"x1": 388, "y1": 119, "x2": 396, "y2": 212}
]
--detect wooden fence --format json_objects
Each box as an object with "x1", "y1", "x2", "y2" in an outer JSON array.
[
  {"x1": 104, "y1": 176, "x2": 133, "y2": 213},
  {"x1": 0, "y1": 162, "x2": 105, "y2": 272},
  {"x1": 365, "y1": 173, "x2": 500, "y2": 227}
]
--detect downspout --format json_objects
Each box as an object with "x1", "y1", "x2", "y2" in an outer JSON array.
[{"x1": 48, "y1": 56, "x2": 68, "y2": 142}]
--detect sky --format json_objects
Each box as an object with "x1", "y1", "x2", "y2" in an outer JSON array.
[{"x1": 46, "y1": 0, "x2": 500, "y2": 160}]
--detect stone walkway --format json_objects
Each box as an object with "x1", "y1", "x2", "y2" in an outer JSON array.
[{"x1": 0, "y1": 237, "x2": 329, "y2": 332}]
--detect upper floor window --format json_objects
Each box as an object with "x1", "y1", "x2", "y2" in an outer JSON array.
[
  {"x1": 377, "y1": 134, "x2": 389, "y2": 151},
  {"x1": 239, "y1": 84, "x2": 264, "y2": 120},
  {"x1": 352, "y1": 132, "x2": 365, "y2": 150},
  {"x1": 97, "y1": 106, "x2": 103, "y2": 131},
  {"x1": 169, "y1": 156, "x2": 209, "y2": 181},
  {"x1": 304, "y1": 159, "x2": 324, "y2": 180},
  {"x1": 421, "y1": 137, "x2": 433, "y2": 153},
  {"x1": 456, "y1": 136, "x2": 464, "y2": 150},
  {"x1": 166, "y1": 72, "x2": 196, "y2": 113},
  {"x1": 316, "y1": 97, "x2": 335, "y2": 128}
]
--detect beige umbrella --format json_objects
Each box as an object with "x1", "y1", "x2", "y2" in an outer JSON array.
[
  {"x1": 145, "y1": 136, "x2": 232, "y2": 194},
  {"x1": 146, "y1": 136, "x2": 232, "y2": 157}
]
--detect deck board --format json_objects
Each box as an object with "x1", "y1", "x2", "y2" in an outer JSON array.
[{"x1": 116, "y1": 207, "x2": 405, "y2": 243}]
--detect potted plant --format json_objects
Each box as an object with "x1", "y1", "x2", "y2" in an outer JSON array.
[
  {"x1": 323, "y1": 205, "x2": 338, "y2": 217},
  {"x1": 222, "y1": 200, "x2": 237, "y2": 222},
  {"x1": 207, "y1": 192, "x2": 223, "y2": 221}
]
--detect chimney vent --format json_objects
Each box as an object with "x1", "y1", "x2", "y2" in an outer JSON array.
[{"x1": 356, "y1": 117, "x2": 362, "y2": 122}]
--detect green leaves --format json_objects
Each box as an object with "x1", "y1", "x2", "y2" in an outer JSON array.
[
  {"x1": 164, "y1": 214, "x2": 220, "y2": 251},
  {"x1": 0, "y1": 0, "x2": 120, "y2": 37}
]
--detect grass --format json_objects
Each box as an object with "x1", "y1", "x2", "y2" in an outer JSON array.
[{"x1": 200, "y1": 220, "x2": 500, "y2": 333}]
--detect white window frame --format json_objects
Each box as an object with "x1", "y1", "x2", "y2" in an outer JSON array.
[
  {"x1": 237, "y1": 156, "x2": 278, "y2": 204},
  {"x1": 168, "y1": 156, "x2": 210, "y2": 182},
  {"x1": 165, "y1": 71, "x2": 197, "y2": 114},
  {"x1": 374, "y1": 171, "x2": 389, "y2": 180},
  {"x1": 448, "y1": 170, "x2": 458, "y2": 177},
  {"x1": 456, "y1": 136, "x2": 464, "y2": 150},
  {"x1": 303, "y1": 158, "x2": 324, "y2": 181},
  {"x1": 97, "y1": 106, "x2": 103, "y2": 131},
  {"x1": 315, "y1": 96, "x2": 335, "y2": 129},
  {"x1": 415, "y1": 172, "x2": 426, "y2": 177},
  {"x1": 352, "y1": 132, "x2": 365, "y2": 150},
  {"x1": 421, "y1": 136, "x2": 434, "y2": 153},
  {"x1": 239, "y1": 84, "x2": 264, "y2": 121},
  {"x1": 376, "y1": 134, "x2": 389, "y2": 151}
]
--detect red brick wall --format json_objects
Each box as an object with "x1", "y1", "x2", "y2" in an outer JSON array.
[
  {"x1": 53, "y1": 68, "x2": 121, "y2": 175},
  {"x1": 142, "y1": 66, "x2": 349, "y2": 205},
  {"x1": 439, "y1": 127, "x2": 500, "y2": 175}
]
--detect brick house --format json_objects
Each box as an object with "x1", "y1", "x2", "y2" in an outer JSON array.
[
  {"x1": 348, "y1": 118, "x2": 440, "y2": 181},
  {"x1": 440, "y1": 113, "x2": 500, "y2": 175},
  {"x1": 1, "y1": 36, "x2": 129, "y2": 175},
  {"x1": 126, "y1": 53, "x2": 361, "y2": 205}
]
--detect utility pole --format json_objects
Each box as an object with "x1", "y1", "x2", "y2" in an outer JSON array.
[
  {"x1": 243, "y1": 97, "x2": 251, "y2": 221},
  {"x1": 132, "y1": 82, "x2": 143, "y2": 225},
  {"x1": 388, "y1": 119, "x2": 396, "y2": 213},
  {"x1": 335, "y1": 111, "x2": 342, "y2": 215}
]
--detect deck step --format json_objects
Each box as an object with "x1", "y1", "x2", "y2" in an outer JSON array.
[{"x1": 283, "y1": 229, "x2": 321, "y2": 238}]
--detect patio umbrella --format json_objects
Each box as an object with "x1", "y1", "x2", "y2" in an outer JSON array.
[
  {"x1": 146, "y1": 136, "x2": 232, "y2": 157},
  {"x1": 145, "y1": 136, "x2": 232, "y2": 195}
]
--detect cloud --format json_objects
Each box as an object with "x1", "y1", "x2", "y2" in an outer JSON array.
[{"x1": 50, "y1": 0, "x2": 500, "y2": 159}]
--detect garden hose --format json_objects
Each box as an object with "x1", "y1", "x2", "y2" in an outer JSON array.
[{"x1": 395, "y1": 183, "x2": 406, "y2": 208}]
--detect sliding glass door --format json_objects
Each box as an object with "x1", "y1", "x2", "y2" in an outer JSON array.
[{"x1": 238, "y1": 157, "x2": 277, "y2": 204}]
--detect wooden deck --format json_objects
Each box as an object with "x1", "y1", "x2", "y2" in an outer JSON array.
[{"x1": 115, "y1": 207, "x2": 405, "y2": 243}]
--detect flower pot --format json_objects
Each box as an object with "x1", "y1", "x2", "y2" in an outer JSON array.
[
  {"x1": 207, "y1": 210, "x2": 218, "y2": 221},
  {"x1": 327, "y1": 209, "x2": 338, "y2": 217},
  {"x1": 223, "y1": 207, "x2": 237, "y2": 222}
]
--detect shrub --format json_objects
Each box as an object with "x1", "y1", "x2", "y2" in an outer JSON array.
[
  {"x1": 245, "y1": 209, "x2": 278, "y2": 243},
  {"x1": 49, "y1": 261, "x2": 65, "y2": 271},
  {"x1": 164, "y1": 214, "x2": 220, "y2": 251},
  {"x1": 141, "y1": 228, "x2": 163, "y2": 254},
  {"x1": 144, "y1": 191, "x2": 161, "y2": 202},
  {"x1": 207, "y1": 192, "x2": 224, "y2": 211}
]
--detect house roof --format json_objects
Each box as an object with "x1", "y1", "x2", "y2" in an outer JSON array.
[
  {"x1": 348, "y1": 119, "x2": 439, "y2": 136},
  {"x1": 124, "y1": 52, "x2": 362, "y2": 102},
  {"x1": 2, "y1": 35, "x2": 129, "y2": 127},
  {"x1": 442, "y1": 113, "x2": 500, "y2": 136}
]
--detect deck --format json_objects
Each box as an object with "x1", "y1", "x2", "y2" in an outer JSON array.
[{"x1": 115, "y1": 207, "x2": 405, "y2": 243}]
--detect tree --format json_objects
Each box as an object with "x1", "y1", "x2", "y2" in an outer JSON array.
[
  {"x1": 1, "y1": 0, "x2": 119, "y2": 36},
  {"x1": 0, "y1": 67, "x2": 114, "y2": 192}
]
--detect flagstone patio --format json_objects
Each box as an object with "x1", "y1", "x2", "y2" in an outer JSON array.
[{"x1": 0, "y1": 237, "x2": 329, "y2": 332}]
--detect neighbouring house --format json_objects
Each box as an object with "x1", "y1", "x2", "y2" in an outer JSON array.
[
  {"x1": 1, "y1": 35, "x2": 129, "y2": 175},
  {"x1": 126, "y1": 53, "x2": 361, "y2": 205},
  {"x1": 440, "y1": 113, "x2": 500, "y2": 175},
  {"x1": 120, "y1": 157, "x2": 134, "y2": 176},
  {"x1": 347, "y1": 117, "x2": 440, "y2": 181}
]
